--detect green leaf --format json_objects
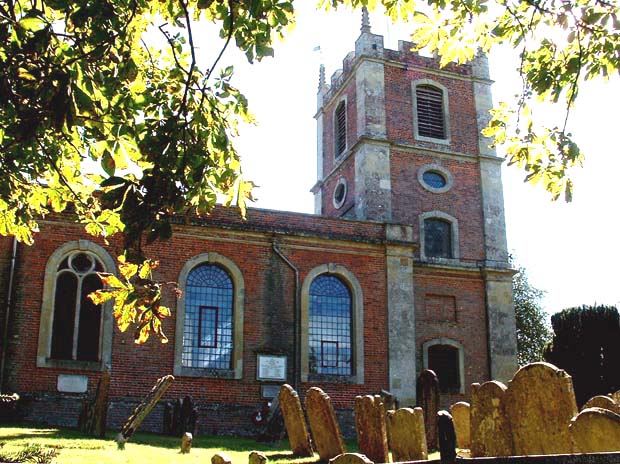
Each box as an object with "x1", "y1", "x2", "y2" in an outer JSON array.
[{"x1": 101, "y1": 151, "x2": 116, "y2": 176}]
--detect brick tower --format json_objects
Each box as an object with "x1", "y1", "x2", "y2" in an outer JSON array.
[{"x1": 312, "y1": 10, "x2": 518, "y2": 404}]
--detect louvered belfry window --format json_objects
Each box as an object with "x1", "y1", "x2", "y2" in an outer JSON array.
[
  {"x1": 416, "y1": 85, "x2": 445, "y2": 139},
  {"x1": 335, "y1": 101, "x2": 347, "y2": 157}
]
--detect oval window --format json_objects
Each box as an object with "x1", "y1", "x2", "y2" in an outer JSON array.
[
  {"x1": 332, "y1": 178, "x2": 347, "y2": 209},
  {"x1": 422, "y1": 171, "x2": 447, "y2": 189}
]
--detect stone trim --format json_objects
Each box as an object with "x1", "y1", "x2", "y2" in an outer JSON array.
[
  {"x1": 36, "y1": 240, "x2": 116, "y2": 371},
  {"x1": 422, "y1": 337, "x2": 465, "y2": 394},
  {"x1": 412, "y1": 79, "x2": 451, "y2": 145},
  {"x1": 419, "y1": 211, "x2": 460, "y2": 263},
  {"x1": 417, "y1": 164, "x2": 454, "y2": 194},
  {"x1": 300, "y1": 263, "x2": 364, "y2": 384},
  {"x1": 174, "y1": 252, "x2": 245, "y2": 379}
]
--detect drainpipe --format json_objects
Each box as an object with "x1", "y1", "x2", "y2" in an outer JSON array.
[
  {"x1": 1, "y1": 237, "x2": 18, "y2": 392},
  {"x1": 272, "y1": 242, "x2": 300, "y2": 392}
]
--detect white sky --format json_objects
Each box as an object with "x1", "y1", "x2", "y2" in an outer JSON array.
[{"x1": 193, "y1": 4, "x2": 620, "y2": 317}]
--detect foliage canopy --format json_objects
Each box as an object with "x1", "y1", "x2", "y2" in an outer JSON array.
[{"x1": 2, "y1": 0, "x2": 618, "y2": 341}]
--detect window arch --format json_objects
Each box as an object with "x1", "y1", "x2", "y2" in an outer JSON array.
[
  {"x1": 174, "y1": 253, "x2": 244, "y2": 379},
  {"x1": 419, "y1": 211, "x2": 459, "y2": 261},
  {"x1": 301, "y1": 263, "x2": 364, "y2": 384},
  {"x1": 37, "y1": 240, "x2": 115, "y2": 370},
  {"x1": 412, "y1": 80, "x2": 450, "y2": 143},
  {"x1": 422, "y1": 338, "x2": 465, "y2": 394},
  {"x1": 334, "y1": 99, "x2": 347, "y2": 158}
]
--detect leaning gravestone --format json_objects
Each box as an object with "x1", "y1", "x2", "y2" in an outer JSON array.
[
  {"x1": 354, "y1": 395, "x2": 389, "y2": 464},
  {"x1": 569, "y1": 407, "x2": 620, "y2": 453},
  {"x1": 417, "y1": 369, "x2": 440, "y2": 450},
  {"x1": 450, "y1": 402, "x2": 471, "y2": 450},
  {"x1": 279, "y1": 384, "x2": 313, "y2": 456},
  {"x1": 470, "y1": 381, "x2": 513, "y2": 457},
  {"x1": 212, "y1": 453, "x2": 232, "y2": 464},
  {"x1": 78, "y1": 366, "x2": 110, "y2": 438},
  {"x1": 305, "y1": 387, "x2": 345, "y2": 461},
  {"x1": 583, "y1": 395, "x2": 620, "y2": 415},
  {"x1": 386, "y1": 407, "x2": 428, "y2": 461},
  {"x1": 329, "y1": 453, "x2": 373, "y2": 464},
  {"x1": 505, "y1": 362, "x2": 578, "y2": 455}
]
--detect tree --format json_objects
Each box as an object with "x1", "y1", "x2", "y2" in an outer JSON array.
[
  {"x1": 2, "y1": 0, "x2": 618, "y2": 341},
  {"x1": 512, "y1": 264, "x2": 551, "y2": 365},
  {"x1": 544, "y1": 305, "x2": 620, "y2": 407}
]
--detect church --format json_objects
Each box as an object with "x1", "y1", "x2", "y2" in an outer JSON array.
[{"x1": 0, "y1": 13, "x2": 518, "y2": 435}]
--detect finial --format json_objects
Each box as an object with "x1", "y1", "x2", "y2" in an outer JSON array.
[
  {"x1": 361, "y1": 6, "x2": 371, "y2": 33},
  {"x1": 318, "y1": 64, "x2": 326, "y2": 90}
]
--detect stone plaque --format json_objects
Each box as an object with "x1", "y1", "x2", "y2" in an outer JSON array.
[
  {"x1": 257, "y1": 355, "x2": 287, "y2": 381},
  {"x1": 261, "y1": 385, "x2": 281, "y2": 399},
  {"x1": 570, "y1": 407, "x2": 620, "y2": 453},
  {"x1": 470, "y1": 381, "x2": 513, "y2": 458},
  {"x1": 305, "y1": 387, "x2": 345, "y2": 461},
  {"x1": 57, "y1": 374, "x2": 88, "y2": 393},
  {"x1": 387, "y1": 407, "x2": 428, "y2": 461},
  {"x1": 354, "y1": 395, "x2": 388, "y2": 463},
  {"x1": 505, "y1": 362, "x2": 577, "y2": 455}
]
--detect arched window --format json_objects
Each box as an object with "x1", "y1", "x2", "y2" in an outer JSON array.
[
  {"x1": 301, "y1": 263, "x2": 364, "y2": 384},
  {"x1": 335, "y1": 100, "x2": 347, "y2": 157},
  {"x1": 309, "y1": 275, "x2": 352, "y2": 376},
  {"x1": 420, "y1": 211, "x2": 459, "y2": 261},
  {"x1": 174, "y1": 252, "x2": 244, "y2": 379},
  {"x1": 412, "y1": 81, "x2": 450, "y2": 143},
  {"x1": 423, "y1": 339, "x2": 465, "y2": 394},
  {"x1": 37, "y1": 240, "x2": 115, "y2": 370},
  {"x1": 182, "y1": 264, "x2": 234, "y2": 370}
]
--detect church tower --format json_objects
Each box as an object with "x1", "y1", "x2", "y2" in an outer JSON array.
[{"x1": 312, "y1": 10, "x2": 518, "y2": 401}]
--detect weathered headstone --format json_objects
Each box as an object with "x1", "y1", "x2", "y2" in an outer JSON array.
[
  {"x1": 470, "y1": 381, "x2": 513, "y2": 458},
  {"x1": 417, "y1": 369, "x2": 440, "y2": 450},
  {"x1": 450, "y1": 401, "x2": 470, "y2": 450},
  {"x1": 305, "y1": 387, "x2": 345, "y2": 461},
  {"x1": 115, "y1": 374, "x2": 174, "y2": 447},
  {"x1": 256, "y1": 395, "x2": 286, "y2": 444},
  {"x1": 354, "y1": 395, "x2": 389, "y2": 463},
  {"x1": 249, "y1": 451, "x2": 267, "y2": 464},
  {"x1": 279, "y1": 384, "x2": 313, "y2": 456},
  {"x1": 329, "y1": 453, "x2": 373, "y2": 464},
  {"x1": 569, "y1": 407, "x2": 620, "y2": 453},
  {"x1": 212, "y1": 452, "x2": 232, "y2": 464},
  {"x1": 386, "y1": 407, "x2": 428, "y2": 461},
  {"x1": 505, "y1": 362, "x2": 577, "y2": 455},
  {"x1": 438, "y1": 411, "x2": 457, "y2": 464},
  {"x1": 610, "y1": 390, "x2": 620, "y2": 404},
  {"x1": 180, "y1": 432, "x2": 192, "y2": 454},
  {"x1": 583, "y1": 395, "x2": 620, "y2": 415},
  {"x1": 78, "y1": 366, "x2": 110, "y2": 438}
]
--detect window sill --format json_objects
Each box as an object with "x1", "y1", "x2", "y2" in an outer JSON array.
[
  {"x1": 307, "y1": 373, "x2": 358, "y2": 384},
  {"x1": 174, "y1": 366, "x2": 238, "y2": 379},
  {"x1": 415, "y1": 135, "x2": 451, "y2": 146},
  {"x1": 37, "y1": 358, "x2": 103, "y2": 371}
]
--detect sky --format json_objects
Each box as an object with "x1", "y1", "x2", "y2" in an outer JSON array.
[{"x1": 194, "y1": 4, "x2": 620, "y2": 317}]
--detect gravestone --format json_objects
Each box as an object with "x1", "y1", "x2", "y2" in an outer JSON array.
[
  {"x1": 256, "y1": 395, "x2": 286, "y2": 444},
  {"x1": 470, "y1": 381, "x2": 513, "y2": 457},
  {"x1": 438, "y1": 411, "x2": 457, "y2": 464},
  {"x1": 417, "y1": 369, "x2": 440, "y2": 450},
  {"x1": 354, "y1": 395, "x2": 389, "y2": 463},
  {"x1": 180, "y1": 432, "x2": 192, "y2": 454},
  {"x1": 386, "y1": 407, "x2": 428, "y2": 461},
  {"x1": 305, "y1": 387, "x2": 345, "y2": 461},
  {"x1": 164, "y1": 396, "x2": 198, "y2": 437},
  {"x1": 505, "y1": 362, "x2": 577, "y2": 455},
  {"x1": 249, "y1": 451, "x2": 267, "y2": 464},
  {"x1": 450, "y1": 402, "x2": 470, "y2": 450},
  {"x1": 212, "y1": 452, "x2": 232, "y2": 464},
  {"x1": 116, "y1": 374, "x2": 174, "y2": 447},
  {"x1": 583, "y1": 395, "x2": 620, "y2": 415},
  {"x1": 569, "y1": 407, "x2": 620, "y2": 453},
  {"x1": 279, "y1": 384, "x2": 313, "y2": 456},
  {"x1": 329, "y1": 453, "x2": 373, "y2": 464},
  {"x1": 78, "y1": 366, "x2": 110, "y2": 438}
]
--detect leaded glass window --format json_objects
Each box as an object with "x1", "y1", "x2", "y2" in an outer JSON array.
[
  {"x1": 51, "y1": 252, "x2": 104, "y2": 361},
  {"x1": 424, "y1": 218, "x2": 453, "y2": 259},
  {"x1": 309, "y1": 275, "x2": 352, "y2": 375},
  {"x1": 182, "y1": 264, "x2": 233, "y2": 369}
]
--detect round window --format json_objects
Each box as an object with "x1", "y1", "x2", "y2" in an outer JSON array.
[
  {"x1": 332, "y1": 178, "x2": 347, "y2": 209},
  {"x1": 422, "y1": 171, "x2": 447, "y2": 189}
]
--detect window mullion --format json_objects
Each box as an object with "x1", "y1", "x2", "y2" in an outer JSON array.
[{"x1": 72, "y1": 274, "x2": 83, "y2": 360}]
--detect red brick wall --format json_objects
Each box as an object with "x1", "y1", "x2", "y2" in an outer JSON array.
[{"x1": 321, "y1": 78, "x2": 357, "y2": 176}]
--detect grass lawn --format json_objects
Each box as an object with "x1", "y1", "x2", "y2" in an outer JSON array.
[{"x1": 0, "y1": 424, "x2": 359, "y2": 464}]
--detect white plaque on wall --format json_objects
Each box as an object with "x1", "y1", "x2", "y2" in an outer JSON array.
[
  {"x1": 57, "y1": 374, "x2": 88, "y2": 393},
  {"x1": 257, "y1": 354, "x2": 287, "y2": 381}
]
